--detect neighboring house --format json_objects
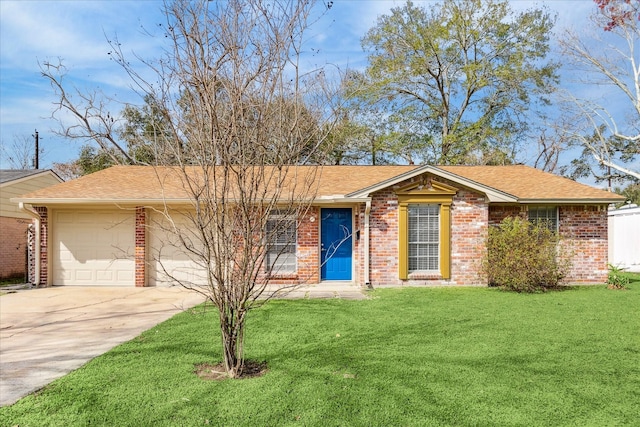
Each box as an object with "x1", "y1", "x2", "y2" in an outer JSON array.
[
  {"x1": 12, "y1": 164, "x2": 624, "y2": 287},
  {"x1": 0, "y1": 169, "x2": 63, "y2": 281},
  {"x1": 608, "y1": 205, "x2": 640, "y2": 272}
]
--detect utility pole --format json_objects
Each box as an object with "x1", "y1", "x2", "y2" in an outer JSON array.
[{"x1": 33, "y1": 130, "x2": 39, "y2": 169}]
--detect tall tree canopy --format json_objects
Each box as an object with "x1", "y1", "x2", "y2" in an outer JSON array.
[
  {"x1": 558, "y1": 0, "x2": 640, "y2": 183},
  {"x1": 351, "y1": 0, "x2": 558, "y2": 165},
  {"x1": 595, "y1": 0, "x2": 640, "y2": 30}
]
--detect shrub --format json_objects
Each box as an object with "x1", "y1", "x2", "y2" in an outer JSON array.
[
  {"x1": 606, "y1": 264, "x2": 630, "y2": 290},
  {"x1": 483, "y1": 216, "x2": 572, "y2": 292}
]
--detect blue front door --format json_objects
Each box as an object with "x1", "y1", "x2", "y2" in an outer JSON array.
[{"x1": 321, "y1": 208, "x2": 352, "y2": 280}]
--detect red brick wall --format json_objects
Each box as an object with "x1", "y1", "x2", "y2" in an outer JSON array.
[
  {"x1": 0, "y1": 216, "x2": 30, "y2": 280},
  {"x1": 296, "y1": 207, "x2": 320, "y2": 284},
  {"x1": 366, "y1": 180, "x2": 611, "y2": 286},
  {"x1": 368, "y1": 178, "x2": 489, "y2": 286},
  {"x1": 488, "y1": 205, "x2": 525, "y2": 225},
  {"x1": 369, "y1": 188, "x2": 401, "y2": 285},
  {"x1": 560, "y1": 205, "x2": 609, "y2": 283},
  {"x1": 267, "y1": 207, "x2": 320, "y2": 286},
  {"x1": 28, "y1": 198, "x2": 608, "y2": 288},
  {"x1": 450, "y1": 190, "x2": 488, "y2": 285}
]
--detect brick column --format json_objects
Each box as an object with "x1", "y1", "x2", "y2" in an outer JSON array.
[
  {"x1": 135, "y1": 207, "x2": 147, "y2": 287},
  {"x1": 34, "y1": 206, "x2": 48, "y2": 286}
]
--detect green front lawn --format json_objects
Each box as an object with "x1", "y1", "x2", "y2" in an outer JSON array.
[
  {"x1": 621, "y1": 271, "x2": 640, "y2": 284},
  {"x1": 2, "y1": 284, "x2": 639, "y2": 426}
]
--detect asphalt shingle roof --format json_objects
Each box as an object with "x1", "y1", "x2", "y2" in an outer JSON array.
[
  {"x1": 12, "y1": 164, "x2": 624, "y2": 204},
  {"x1": 0, "y1": 169, "x2": 45, "y2": 184},
  {"x1": 438, "y1": 165, "x2": 623, "y2": 201}
]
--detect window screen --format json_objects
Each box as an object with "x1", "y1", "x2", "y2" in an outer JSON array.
[
  {"x1": 266, "y1": 213, "x2": 297, "y2": 273},
  {"x1": 408, "y1": 204, "x2": 439, "y2": 272},
  {"x1": 528, "y1": 206, "x2": 558, "y2": 231}
]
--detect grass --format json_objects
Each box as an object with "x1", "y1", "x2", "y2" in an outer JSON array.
[
  {"x1": 0, "y1": 276, "x2": 26, "y2": 287},
  {"x1": 1, "y1": 283, "x2": 639, "y2": 426},
  {"x1": 620, "y1": 270, "x2": 640, "y2": 284},
  {"x1": 0, "y1": 277, "x2": 26, "y2": 296}
]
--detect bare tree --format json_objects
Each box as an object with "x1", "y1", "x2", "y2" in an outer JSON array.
[
  {"x1": 559, "y1": 3, "x2": 640, "y2": 181},
  {"x1": 51, "y1": 160, "x2": 81, "y2": 181},
  {"x1": 40, "y1": 62, "x2": 134, "y2": 165},
  {"x1": 0, "y1": 134, "x2": 41, "y2": 169},
  {"x1": 43, "y1": 0, "x2": 337, "y2": 378},
  {"x1": 534, "y1": 131, "x2": 563, "y2": 173}
]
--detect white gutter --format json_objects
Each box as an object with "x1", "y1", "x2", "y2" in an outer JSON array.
[
  {"x1": 18, "y1": 203, "x2": 41, "y2": 286},
  {"x1": 11, "y1": 196, "x2": 375, "y2": 206},
  {"x1": 10, "y1": 198, "x2": 188, "y2": 205},
  {"x1": 516, "y1": 199, "x2": 623, "y2": 205},
  {"x1": 364, "y1": 199, "x2": 372, "y2": 288}
]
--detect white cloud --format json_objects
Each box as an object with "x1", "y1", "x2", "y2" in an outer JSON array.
[
  {"x1": 0, "y1": 0, "x2": 618, "y2": 172},
  {"x1": 0, "y1": 1, "x2": 165, "y2": 71}
]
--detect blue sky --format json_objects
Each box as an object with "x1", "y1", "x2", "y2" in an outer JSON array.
[{"x1": 0, "y1": 0, "x2": 601, "y2": 173}]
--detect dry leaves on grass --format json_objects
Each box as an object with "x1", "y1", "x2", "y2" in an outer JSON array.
[{"x1": 194, "y1": 361, "x2": 268, "y2": 380}]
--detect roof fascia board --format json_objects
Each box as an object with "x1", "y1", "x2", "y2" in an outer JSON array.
[
  {"x1": 10, "y1": 198, "x2": 194, "y2": 205},
  {"x1": 312, "y1": 197, "x2": 371, "y2": 205},
  {"x1": 0, "y1": 170, "x2": 63, "y2": 188}
]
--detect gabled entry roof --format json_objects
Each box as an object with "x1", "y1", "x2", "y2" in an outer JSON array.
[
  {"x1": 348, "y1": 164, "x2": 625, "y2": 204},
  {"x1": 12, "y1": 164, "x2": 624, "y2": 205}
]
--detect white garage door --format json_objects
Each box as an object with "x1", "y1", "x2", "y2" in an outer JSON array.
[
  {"x1": 148, "y1": 211, "x2": 207, "y2": 287},
  {"x1": 52, "y1": 210, "x2": 135, "y2": 286}
]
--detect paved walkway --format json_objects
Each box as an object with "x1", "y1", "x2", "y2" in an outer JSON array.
[
  {"x1": 0, "y1": 283, "x2": 365, "y2": 407},
  {"x1": 266, "y1": 282, "x2": 368, "y2": 300}
]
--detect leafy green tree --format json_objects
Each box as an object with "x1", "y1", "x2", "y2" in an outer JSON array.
[
  {"x1": 76, "y1": 145, "x2": 123, "y2": 175},
  {"x1": 357, "y1": 0, "x2": 558, "y2": 165},
  {"x1": 561, "y1": 126, "x2": 636, "y2": 190},
  {"x1": 615, "y1": 182, "x2": 640, "y2": 206},
  {"x1": 119, "y1": 94, "x2": 175, "y2": 165},
  {"x1": 324, "y1": 103, "x2": 427, "y2": 165},
  {"x1": 52, "y1": 144, "x2": 123, "y2": 178},
  {"x1": 330, "y1": 71, "x2": 434, "y2": 165}
]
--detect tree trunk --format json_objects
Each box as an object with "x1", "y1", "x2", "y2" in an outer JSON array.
[{"x1": 219, "y1": 307, "x2": 246, "y2": 378}]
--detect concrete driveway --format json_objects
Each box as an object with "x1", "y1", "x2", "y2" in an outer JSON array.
[{"x1": 0, "y1": 286, "x2": 205, "y2": 407}]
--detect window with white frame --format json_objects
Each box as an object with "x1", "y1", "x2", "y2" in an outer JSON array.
[
  {"x1": 408, "y1": 204, "x2": 440, "y2": 272},
  {"x1": 528, "y1": 206, "x2": 558, "y2": 231},
  {"x1": 266, "y1": 211, "x2": 297, "y2": 274}
]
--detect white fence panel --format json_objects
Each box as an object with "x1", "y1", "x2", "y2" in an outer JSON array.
[{"x1": 608, "y1": 206, "x2": 640, "y2": 272}]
